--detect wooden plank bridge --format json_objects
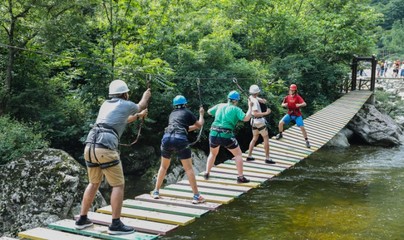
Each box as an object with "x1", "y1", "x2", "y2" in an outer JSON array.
[{"x1": 15, "y1": 90, "x2": 373, "y2": 240}]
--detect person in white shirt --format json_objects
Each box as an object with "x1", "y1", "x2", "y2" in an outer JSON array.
[{"x1": 245, "y1": 85, "x2": 275, "y2": 164}]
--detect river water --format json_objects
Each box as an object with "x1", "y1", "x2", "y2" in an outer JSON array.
[{"x1": 141, "y1": 144, "x2": 404, "y2": 240}]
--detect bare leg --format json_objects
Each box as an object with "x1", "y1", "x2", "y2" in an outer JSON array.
[
  {"x1": 206, "y1": 147, "x2": 219, "y2": 174},
  {"x1": 262, "y1": 134, "x2": 270, "y2": 159},
  {"x1": 300, "y1": 126, "x2": 308, "y2": 139},
  {"x1": 110, "y1": 184, "x2": 124, "y2": 219},
  {"x1": 181, "y1": 158, "x2": 198, "y2": 194},
  {"x1": 228, "y1": 147, "x2": 243, "y2": 176},
  {"x1": 278, "y1": 120, "x2": 284, "y2": 133},
  {"x1": 79, "y1": 182, "x2": 101, "y2": 216},
  {"x1": 154, "y1": 157, "x2": 171, "y2": 191},
  {"x1": 247, "y1": 134, "x2": 259, "y2": 157}
]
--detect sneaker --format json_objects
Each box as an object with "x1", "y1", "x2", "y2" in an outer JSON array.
[
  {"x1": 237, "y1": 176, "x2": 250, "y2": 183},
  {"x1": 276, "y1": 133, "x2": 283, "y2": 140},
  {"x1": 265, "y1": 158, "x2": 276, "y2": 164},
  {"x1": 151, "y1": 190, "x2": 159, "y2": 199},
  {"x1": 108, "y1": 220, "x2": 135, "y2": 235},
  {"x1": 246, "y1": 156, "x2": 255, "y2": 161},
  {"x1": 203, "y1": 172, "x2": 209, "y2": 180},
  {"x1": 306, "y1": 140, "x2": 311, "y2": 148},
  {"x1": 192, "y1": 194, "x2": 205, "y2": 204},
  {"x1": 75, "y1": 217, "x2": 93, "y2": 230}
]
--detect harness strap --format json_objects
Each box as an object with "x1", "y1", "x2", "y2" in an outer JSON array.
[
  {"x1": 86, "y1": 159, "x2": 120, "y2": 169},
  {"x1": 252, "y1": 125, "x2": 266, "y2": 131},
  {"x1": 210, "y1": 126, "x2": 233, "y2": 134}
]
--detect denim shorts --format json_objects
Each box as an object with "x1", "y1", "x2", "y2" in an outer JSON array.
[
  {"x1": 281, "y1": 114, "x2": 304, "y2": 127},
  {"x1": 209, "y1": 135, "x2": 239, "y2": 149},
  {"x1": 160, "y1": 133, "x2": 191, "y2": 159}
]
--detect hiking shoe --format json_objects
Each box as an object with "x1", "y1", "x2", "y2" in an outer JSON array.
[
  {"x1": 192, "y1": 194, "x2": 205, "y2": 204},
  {"x1": 246, "y1": 156, "x2": 255, "y2": 161},
  {"x1": 306, "y1": 140, "x2": 311, "y2": 148},
  {"x1": 203, "y1": 172, "x2": 209, "y2": 180},
  {"x1": 276, "y1": 133, "x2": 283, "y2": 140},
  {"x1": 75, "y1": 217, "x2": 93, "y2": 230},
  {"x1": 151, "y1": 190, "x2": 159, "y2": 199},
  {"x1": 237, "y1": 176, "x2": 250, "y2": 183},
  {"x1": 108, "y1": 220, "x2": 135, "y2": 235},
  {"x1": 265, "y1": 158, "x2": 276, "y2": 164}
]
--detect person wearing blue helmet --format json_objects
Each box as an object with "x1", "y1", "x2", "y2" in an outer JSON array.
[
  {"x1": 204, "y1": 90, "x2": 253, "y2": 183},
  {"x1": 151, "y1": 95, "x2": 206, "y2": 204}
]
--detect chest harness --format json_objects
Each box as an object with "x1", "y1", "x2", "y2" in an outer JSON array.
[{"x1": 86, "y1": 123, "x2": 120, "y2": 169}]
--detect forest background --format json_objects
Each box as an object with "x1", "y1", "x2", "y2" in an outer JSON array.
[{"x1": 0, "y1": 0, "x2": 403, "y2": 175}]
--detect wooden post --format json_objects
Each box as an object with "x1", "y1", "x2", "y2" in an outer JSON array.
[{"x1": 351, "y1": 56, "x2": 358, "y2": 91}]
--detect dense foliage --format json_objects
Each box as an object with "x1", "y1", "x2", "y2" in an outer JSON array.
[{"x1": 0, "y1": 0, "x2": 395, "y2": 167}]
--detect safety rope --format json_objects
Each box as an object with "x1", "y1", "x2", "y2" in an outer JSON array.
[
  {"x1": 189, "y1": 78, "x2": 203, "y2": 146},
  {"x1": 120, "y1": 74, "x2": 151, "y2": 147}
]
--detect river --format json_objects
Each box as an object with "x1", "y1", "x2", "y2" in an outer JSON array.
[{"x1": 126, "y1": 144, "x2": 404, "y2": 240}]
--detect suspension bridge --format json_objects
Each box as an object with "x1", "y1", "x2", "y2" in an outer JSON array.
[{"x1": 9, "y1": 88, "x2": 373, "y2": 240}]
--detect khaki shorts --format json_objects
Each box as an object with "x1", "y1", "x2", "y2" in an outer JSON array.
[
  {"x1": 252, "y1": 122, "x2": 268, "y2": 137},
  {"x1": 84, "y1": 146, "x2": 124, "y2": 187}
]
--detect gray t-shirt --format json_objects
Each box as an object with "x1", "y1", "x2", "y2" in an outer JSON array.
[{"x1": 85, "y1": 98, "x2": 139, "y2": 150}]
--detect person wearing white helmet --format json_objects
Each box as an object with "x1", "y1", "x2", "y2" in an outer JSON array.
[
  {"x1": 204, "y1": 90, "x2": 253, "y2": 183},
  {"x1": 76, "y1": 79, "x2": 151, "y2": 235},
  {"x1": 151, "y1": 95, "x2": 206, "y2": 204},
  {"x1": 276, "y1": 84, "x2": 310, "y2": 148},
  {"x1": 245, "y1": 85, "x2": 275, "y2": 164}
]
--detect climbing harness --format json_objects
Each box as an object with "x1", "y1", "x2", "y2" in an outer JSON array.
[
  {"x1": 120, "y1": 74, "x2": 151, "y2": 147},
  {"x1": 189, "y1": 78, "x2": 204, "y2": 146},
  {"x1": 86, "y1": 123, "x2": 120, "y2": 169}
]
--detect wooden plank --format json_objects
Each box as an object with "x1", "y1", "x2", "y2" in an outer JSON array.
[
  {"x1": 177, "y1": 179, "x2": 251, "y2": 193},
  {"x1": 215, "y1": 163, "x2": 280, "y2": 175},
  {"x1": 242, "y1": 153, "x2": 297, "y2": 166},
  {"x1": 265, "y1": 140, "x2": 319, "y2": 152},
  {"x1": 194, "y1": 176, "x2": 261, "y2": 188},
  {"x1": 135, "y1": 194, "x2": 221, "y2": 211},
  {"x1": 48, "y1": 219, "x2": 157, "y2": 240},
  {"x1": 164, "y1": 183, "x2": 244, "y2": 198},
  {"x1": 223, "y1": 160, "x2": 287, "y2": 173},
  {"x1": 123, "y1": 199, "x2": 209, "y2": 218},
  {"x1": 18, "y1": 227, "x2": 96, "y2": 240},
  {"x1": 199, "y1": 171, "x2": 267, "y2": 183},
  {"x1": 210, "y1": 167, "x2": 274, "y2": 179},
  {"x1": 80, "y1": 212, "x2": 178, "y2": 235},
  {"x1": 158, "y1": 189, "x2": 234, "y2": 204},
  {"x1": 255, "y1": 141, "x2": 314, "y2": 155},
  {"x1": 250, "y1": 149, "x2": 303, "y2": 161},
  {"x1": 97, "y1": 206, "x2": 195, "y2": 226},
  {"x1": 270, "y1": 134, "x2": 322, "y2": 148}
]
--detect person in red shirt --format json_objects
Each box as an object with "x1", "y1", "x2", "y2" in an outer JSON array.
[{"x1": 276, "y1": 84, "x2": 311, "y2": 148}]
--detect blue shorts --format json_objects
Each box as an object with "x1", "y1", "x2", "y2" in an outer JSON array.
[
  {"x1": 209, "y1": 135, "x2": 239, "y2": 149},
  {"x1": 281, "y1": 114, "x2": 304, "y2": 127},
  {"x1": 160, "y1": 133, "x2": 191, "y2": 159}
]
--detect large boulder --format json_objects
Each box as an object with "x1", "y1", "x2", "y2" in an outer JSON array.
[
  {"x1": 325, "y1": 128, "x2": 353, "y2": 148},
  {"x1": 121, "y1": 145, "x2": 157, "y2": 174},
  {"x1": 347, "y1": 104, "x2": 402, "y2": 146},
  {"x1": 0, "y1": 148, "x2": 106, "y2": 237}
]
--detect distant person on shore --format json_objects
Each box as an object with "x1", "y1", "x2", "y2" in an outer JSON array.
[
  {"x1": 204, "y1": 90, "x2": 253, "y2": 183},
  {"x1": 76, "y1": 79, "x2": 150, "y2": 235},
  {"x1": 151, "y1": 95, "x2": 205, "y2": 204},
  {"x1": 400, "y1": 61, "x2": 404, "y2": 78},
  {"x1": 393, "y1": 60, "x2": 400, "y2": 78},
  {"x1": 245, "y1": 84, "x2": 275, "y2": 164},
  {"x1": 276, "y1": 84, "x2": 311, "y2": 148}
]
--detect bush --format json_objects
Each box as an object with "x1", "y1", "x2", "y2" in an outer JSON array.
[{"x1": 0, "y1": 115, "x2": 48, "y2": 165}]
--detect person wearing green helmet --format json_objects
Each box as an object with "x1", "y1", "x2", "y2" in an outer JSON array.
[
  {"x1": 204, "y1": 90, "x2": 253, "y2": 183},
  {"x1": 76, "y1": 79, "x2": 150, "y2": 235},
  {"x1": 151, "y1": 95, "x2": 206, "y2": 204}
]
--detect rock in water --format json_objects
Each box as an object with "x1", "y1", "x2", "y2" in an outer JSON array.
[
  {"x1": 348, "y1": 104, "x2": 402, "y2": 146},
  {"x1": 0, "y1": 148, "x2": 106, "y2": 237}
]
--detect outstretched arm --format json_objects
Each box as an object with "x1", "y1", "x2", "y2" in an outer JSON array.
[
  {"x1": 137, "y1": 88, "x2": 151, "y2": 111},
  {"x1": 189, "y1": 107, "x2": 205, "y2": 132}
]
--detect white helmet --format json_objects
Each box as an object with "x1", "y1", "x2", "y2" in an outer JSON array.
[
  {"x1": 249, "y1": 84, "x2": 260, "y2": 94},
  {"x1": 109, "y1": 80, "x2": 129, "y2": 95}
]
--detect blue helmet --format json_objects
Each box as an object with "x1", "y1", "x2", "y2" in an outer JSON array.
[
  {"x1": 228, "y1": 90, "x2": 240, "y2": 101},
  {"x1": 173, "y1": 95, "x2": 187, "y2": 106}
]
